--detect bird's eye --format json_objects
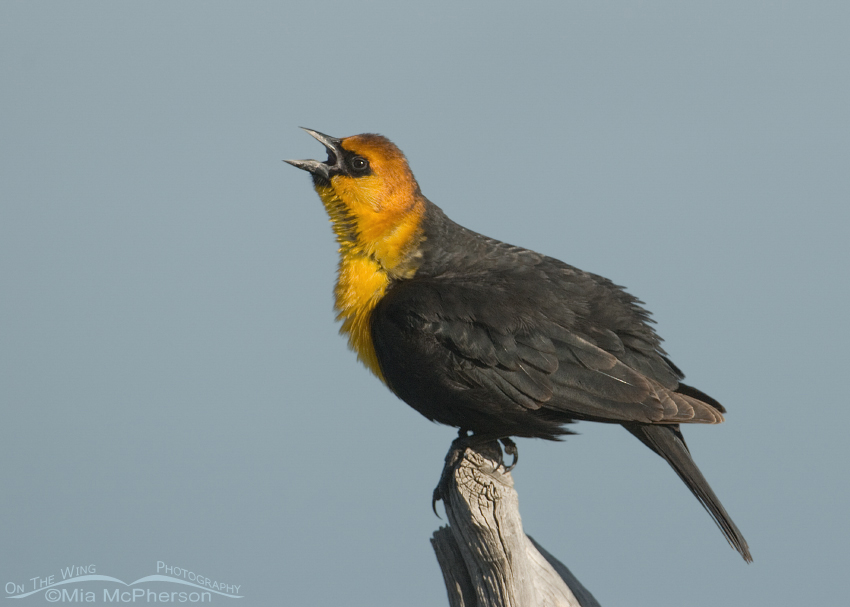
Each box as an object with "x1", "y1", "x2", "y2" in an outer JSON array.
[{"x1": 351, "y1": 156, "x2": 369, "y2": 172}]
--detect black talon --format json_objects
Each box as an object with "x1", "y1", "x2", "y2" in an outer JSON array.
[
  {"x1": 432, "y1": 436, "x2": 469, "y2": 517},
  {"x1": 500, "y1": 437, "x2": 518, "y2": 471},
  {"x1": 432, "y1": 434, "x2": 519, "y2": 516}
]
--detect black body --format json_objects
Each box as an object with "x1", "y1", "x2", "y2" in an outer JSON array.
[{"x1": 370, "y1": 202, "x2": 752, "y2": 561}]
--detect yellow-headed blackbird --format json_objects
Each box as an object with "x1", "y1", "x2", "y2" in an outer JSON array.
[{"x1": 285, "y1": 129, "x2": 751, "y2": 562}]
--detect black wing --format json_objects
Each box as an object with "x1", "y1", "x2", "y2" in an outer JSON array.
[{"x1": 371, "y1": 257, "x2": 723, "y2": 439}]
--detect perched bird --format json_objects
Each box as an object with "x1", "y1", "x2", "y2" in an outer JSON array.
[{"x1": 285, "y1": 129, "x2": 751, "y2": 562}]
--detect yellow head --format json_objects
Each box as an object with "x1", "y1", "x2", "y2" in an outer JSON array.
[{"x1": 286, "y1": 129, "x2": 426, "y2": 274}]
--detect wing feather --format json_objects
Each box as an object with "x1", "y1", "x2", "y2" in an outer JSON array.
[{"x1": 372, "y1": 264, "x2": 722, "y2": 427}]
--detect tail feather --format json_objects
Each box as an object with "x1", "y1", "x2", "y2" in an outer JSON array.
[{"x1": 624, "y1": 423, "x2": 752, "y2": 562}]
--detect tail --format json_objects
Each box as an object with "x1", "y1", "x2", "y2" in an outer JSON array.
[{"x1": 623, "y1": 423, "x2": 752, "y2": 562}]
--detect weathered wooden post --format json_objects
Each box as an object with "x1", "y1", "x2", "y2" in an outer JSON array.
[{"x1": 431, "y1": 441, "x2": 601, "y2": 607}]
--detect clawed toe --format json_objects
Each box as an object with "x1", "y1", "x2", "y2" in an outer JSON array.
[
  {"x1": 500, "y1": 437, "x2": 518, "y2": 471},
  {"x1": 432, "y1": 434, "x2": 519, "y2": 516}
]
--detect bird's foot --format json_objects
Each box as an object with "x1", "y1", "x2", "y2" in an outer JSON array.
[
  {"x1": 432, "y1": 435, "x2": 471, "y2": 516},
  {"x1": 432, "y1": 433, "x2": 519, "y2": 516},
  {"x1": 500, "y1": 437, "x2": 518, "y2": 471}
]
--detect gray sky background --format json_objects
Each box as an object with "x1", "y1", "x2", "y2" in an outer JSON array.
[{"x1": 2, "y1": 2, "x2": 848, "y2": 606}]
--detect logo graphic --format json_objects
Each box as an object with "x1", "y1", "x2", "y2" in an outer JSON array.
[{"x1": 5, "y1": 562, "x2": 242, "y2": 603}]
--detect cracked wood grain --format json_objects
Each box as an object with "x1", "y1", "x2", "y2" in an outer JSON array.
[{"x1": 431, "y1": 442, "x2": 601, "y2": 607}]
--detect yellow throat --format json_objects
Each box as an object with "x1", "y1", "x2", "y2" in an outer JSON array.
[{"x1": 314, "y1": 180, "x2": 424, "y2": 381}]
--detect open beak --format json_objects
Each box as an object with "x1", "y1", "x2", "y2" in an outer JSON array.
[{"x1": 284, "y1": 128, "x2": 344, "y2": 180}]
